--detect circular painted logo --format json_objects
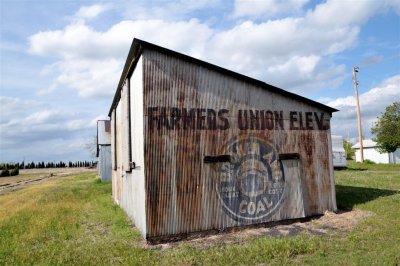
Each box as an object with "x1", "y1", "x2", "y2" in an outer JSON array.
[{"x1": 217, "y1": 136, "x2": 285, "y2": 223}]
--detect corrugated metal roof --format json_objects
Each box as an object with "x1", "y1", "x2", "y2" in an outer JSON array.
[{"x1": 108, "y1": 38, "x2": 338, "y2": 116}]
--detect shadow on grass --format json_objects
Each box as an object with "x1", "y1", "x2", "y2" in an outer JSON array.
[
  {"x1": 338, "y1": 167, "x2": 367, "y2": 171},
  {"x1": 335, "y1": 185, "x2": 399, "y2": 209}
]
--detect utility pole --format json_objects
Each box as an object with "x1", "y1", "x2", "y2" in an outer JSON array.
[{"x1": 352, "y1": 66, "x2": 364, "y2": 162}]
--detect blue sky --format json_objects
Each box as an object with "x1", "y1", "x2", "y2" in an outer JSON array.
[{"x1": 1, "y1": 0, "x2": 399, "y2": 162}]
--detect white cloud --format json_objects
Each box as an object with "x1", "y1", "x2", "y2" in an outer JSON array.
[
  {"x1": 27, "y1": 0, "x2": 400, "y2": 98},
  {"x1": 0, "y1": 96, "x2": 99, "y2": 162},
  {"x1": 233, "y1": 0, "x2": 309, "y2": 18},
  {"x1": 0, "y1": 96, "x2": 45, "y2": 123},
  {"x1": 29, "y1": 19, "x2": 213, "y2": 97},
  {"x1": 328, "y1": 75, "x2": 400, "y2": 139},
  {"x1": 5, "y1": 0, "x2": 399, "y2": 163},
  {"x1": 29, "y1": 19, "x2": 212, "y2": 59},
  {"x1": 328, "y1": 75, "x2": 400, "y2": 112},
  {"x1": 25, "y1": 110, "x2": 57, "y2": 124},
  {"x1": 305, "y1": 0, "x2": 377, "y2": 27},
  {"x1": 121, "y1": 0, "x2": 222, "y2": 21},
  {"x1": 48, "y1": 58, "x2": 123, "y2": 97},
  {"x1": 74, "y1": 4, "x2": 110, "y2": 20},
  {"x1": 202, "y1": 16, "x2": 355, "y2": 90}
]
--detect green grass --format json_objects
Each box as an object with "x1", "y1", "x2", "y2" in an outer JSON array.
[
  {"x1": 0, "y1": 174, "x2": 153, "y2": 265},
  {"x1": 0, "y1": 167, "x2": 399, "y2": 265},
  {"x1": 307, "y1": 163, "x2": 400, "y2": 265},
  {"x1": 346, "y1": 160, "x2": 400, "y2": 171}
]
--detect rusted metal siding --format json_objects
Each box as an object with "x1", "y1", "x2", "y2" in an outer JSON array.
[{"x1": 142, "y1": 49, "x2": 336, "y2": 240}]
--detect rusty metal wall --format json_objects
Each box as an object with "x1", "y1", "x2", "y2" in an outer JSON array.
[{"x1": 141, "y1": 49, "x2": 336, "y2": 240}]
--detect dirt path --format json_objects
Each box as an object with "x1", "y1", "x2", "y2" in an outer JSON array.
[
  {"x1": 0, "y1": 168, "x2": 96, "y2": 195},
  {"x1": 146, "y1": 209, "x2": 374, "y2": 249}
]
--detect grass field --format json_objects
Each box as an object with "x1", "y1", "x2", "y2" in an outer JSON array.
[
  {"x1": 0, "y1": 163, "x2": 399, "y2": 265},
  {"x1": 0, "y1": 167, "x2": 95, "y2": 186}
]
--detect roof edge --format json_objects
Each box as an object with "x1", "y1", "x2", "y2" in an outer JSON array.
[
  {"x1": 108, "y1": 39, "x2": 143, "y2": 116},
  {"x1": 108, "y1": 38, "x2": 338, "y2": 116}
]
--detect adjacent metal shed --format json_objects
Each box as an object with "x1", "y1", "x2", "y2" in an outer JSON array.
[
  {"x1": 109, "y1": 38, "x2": 338, "y2": 242},
  {"x1": 96, "y1": 120, "x2": 112, "y2": 182}
]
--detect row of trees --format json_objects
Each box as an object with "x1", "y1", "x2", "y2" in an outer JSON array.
[
  {"x1": 0, "y1": 163, "x2": 19, "y2": 177},
  {"x1": 0, "y1": 161, "x2": 97, "y2": 170},
  {"x1": 0, "y1": 163, "x2": 19, "y2": 171}
]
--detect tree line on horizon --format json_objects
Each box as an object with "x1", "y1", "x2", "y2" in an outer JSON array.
[{"x1": 0, "y1": 161, "x2": 97, "y2": 171}]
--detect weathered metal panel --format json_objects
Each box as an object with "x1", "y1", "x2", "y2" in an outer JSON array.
[
  {"x1": 141, "y1": 49, "x2": 336, "y2": 240},
  {"x1": 111, "y1": 109, "x2": 117, "y2": 202},
  {"x1": 280, "y1": 159, "x2": 305, "y2": 218},
  {"x1": 113, "y1": 79, "x2": 133, "y2": 210},
  {"x1": 327, "y1": 130, "x2": 337, "y2": 210},
  {"x1": 97, "y1": 120, "x2": 111, "y2": 145},
  {"x1": 114, "y1": 100, "x2": 123, "y2": 204},
  {"x1": 97, "y1": 120, "x2": 112, "y2": 182},
  {"x1": 98, "y1": 145, "x2": 112, "y2": 182},
  {"x1": 120, "y1": 81, "x2": 130, "y2": 172},
  {"x1": 118, "y1": 57, "x2": 147, "y2": 238}
]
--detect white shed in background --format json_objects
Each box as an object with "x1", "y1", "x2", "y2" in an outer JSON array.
[
  {"x1": 352, "y1": 139, "x2": 400, "y2": 164},
  {"x1": 97, "y1": 120, "x2": 112, "y2": 181}
]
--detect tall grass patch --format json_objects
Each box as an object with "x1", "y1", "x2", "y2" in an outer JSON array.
[{"x1": 0, "y1": 174, "x2": 154, "y2": 265}]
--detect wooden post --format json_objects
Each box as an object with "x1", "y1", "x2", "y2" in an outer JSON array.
[{"x1": 353, "y1": 66, "x2": 364, "y2": 162}]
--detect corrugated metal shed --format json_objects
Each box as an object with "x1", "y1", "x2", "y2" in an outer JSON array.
[
  {"x1": 109, "y1": 38, "x2": 338, "y2": 243},
  {"x1": 97, "y1": 120, "x2": 112, "y2": 182}
]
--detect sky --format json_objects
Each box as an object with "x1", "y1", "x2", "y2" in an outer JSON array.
[{"x1": 0, "y1": 0, "x2": 399, "y2": 163}]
